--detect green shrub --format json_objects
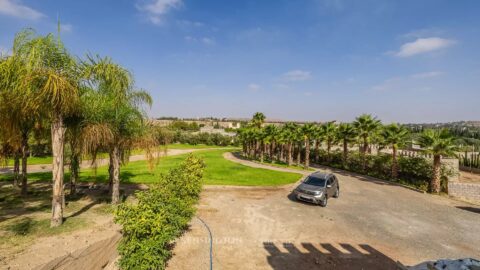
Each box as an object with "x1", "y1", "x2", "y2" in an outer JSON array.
[
  {"x1": 114, "y1": 154, "x2": 205, "y2": 270},
  {"x1": 173, "y1": 131, "x2": 238, "y2": 146},
  {"x1": 313, "y1": 150, "x2": 452, "y2": 192}
]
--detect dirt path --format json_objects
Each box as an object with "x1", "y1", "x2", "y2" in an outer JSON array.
[{"x1": 167, "y1": 153, "x2": 480, "y2": 270}]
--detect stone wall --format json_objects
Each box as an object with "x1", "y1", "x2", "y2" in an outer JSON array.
[{"x1": 448, "y1": 181, "x2": 480, "y2": 203}]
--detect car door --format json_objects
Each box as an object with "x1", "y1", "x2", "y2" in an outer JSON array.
[{"x1": 326, "y1": 177, "x2": 334, "y2": 196}]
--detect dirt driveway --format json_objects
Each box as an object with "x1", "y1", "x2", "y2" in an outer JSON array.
[{"x1": 167, "y1": 159, "x2": 480, "y2": 269}]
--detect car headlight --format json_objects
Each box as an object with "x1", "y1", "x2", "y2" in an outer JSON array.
[{"x1": 314, "y1": 191, "x2": 323, "y2": 196}]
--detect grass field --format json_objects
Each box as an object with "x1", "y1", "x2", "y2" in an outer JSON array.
[
  {"x1": 3, "y1": 144, "x2": 232, "y2": 166},
  {"x1": 0, "y1": 149, "x2": 302, "y2": 186}
]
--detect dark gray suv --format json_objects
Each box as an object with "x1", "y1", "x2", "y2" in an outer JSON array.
[{"x1": 293, "y1": 172, "x2": 339, "y2": 207}]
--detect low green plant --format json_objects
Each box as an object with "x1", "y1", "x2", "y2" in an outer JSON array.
[
  {"x1": 114, "y1": 154, "x2": 205, "y2": 270},
  {"x1": 314, "y1": 150, "x2": 453, "y2": 192}
]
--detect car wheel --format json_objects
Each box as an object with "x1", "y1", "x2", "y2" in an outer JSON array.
[
  {"x1": 333, "y1": 187, "x2": 339, "y2": 198},
  {"x1": 319, "y1": 196, "x2": 328, "y2": 207}
]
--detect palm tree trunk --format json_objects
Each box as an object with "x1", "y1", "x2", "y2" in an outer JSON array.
[
  {"x1": 314, "y1": 140, "x2": 320, "y2": 163},
  {"x1": 13, "y1": 152, "x2": 20, "y2": 187},
  {"x1": 288, "y1": 142, "x2": 293, "y2": 166},
  {"x1": 343, "y1": 139, "x2": 348, "y2": 167},
  {"x1": 260, "y1": 143, "x2": 265, "y2": 163},
  {"x1": 70, "y1": 153, "x2": 79, "y2": 196},
  {"x1": 51, "y1": 114, "x2": 66, "y2": 227},
  {"x1": 327, "y1": 140, "x2": 331, "y2": 162},
  {"x1": 304, "y1": 138, "x2": 310, "y2": 169},
  {"x1": 279, "y1": 144, "x2": 284, "y2": 161},
  {"x1": 111, "y1": 145, "x2": 121, "y2": 204},
  {"x1": 392, "y1": 146, "x2": 398, "y2": 179},
  {"x1": 296, "y1": 143, "x2": 301, "y2": 165},
  {"x1": 108, "y1": 153, "x2": 114, "y2": 193},
  {"x1": 431, "y1": 155, "x2": 441, "y2": 193},
  {"x1": 362, "y1": 136, "x2": 368, "y2": 171},
  {"x1": 20, "y1": 132, "x2": 28, "y2": 196}
]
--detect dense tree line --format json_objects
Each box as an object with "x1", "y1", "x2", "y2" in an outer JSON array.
[
  {"x1": 0, "y1": 29, "x2": 158, "y2": 227},
  {"x1": 238, "y1": 112, "x2": 458, "y2": 193}
]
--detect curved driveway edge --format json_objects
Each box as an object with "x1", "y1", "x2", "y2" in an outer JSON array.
[{"x1": 222, "y1": 152, "x2": 312, "y2": 176}]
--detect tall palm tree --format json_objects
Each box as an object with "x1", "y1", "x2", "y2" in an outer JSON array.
[
  {"x1": 0, "y1": 37, "x2": 40, "y2": 196},
  {"x1": 313, "y1": 125, "x2": 323, "y2": 163},
  {"x1": 418, "y1": 129, "x2": 457, "y2": 193},
  {"x1": 264, "y1": 125, "x2": 278, "y2": 160},
  {"x1": 322, "y1": 121, "x2": 338, "y2": 161},
  {"x1": 353, "y1": 114, "x2": 381, "y2": 171},
  {"x1": 251, "y1": 112, "x2": 266, "y2": 128},
  {"x1": 3, "y1": 30, "x2": 78, "y2": 227},
  {"x1": 381, "y1": 124, "x2": 409, "y2": 179},
  {"x1": 282, "y1": 123, "x2": 298, "y2": 166},
  {"x1": 301, "y1": 123, "x2": 316, "y2": 169},
  {"x1": 337, "y1": 123, "x2": 357, "y2": 166},
  {"x1": 83, "y1": 56, "x2": 152, "y2": 204}
]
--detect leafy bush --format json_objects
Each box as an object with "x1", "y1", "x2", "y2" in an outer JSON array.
[
  {"x1": 173, "y1": 131, "x2": 237, "y2": 146},
  {"x1": 114, "y1": 155, "x2": 205, "y2": 270},
  {"x1": 313, "y1": 150, "x2": 452, "y2": 192}
]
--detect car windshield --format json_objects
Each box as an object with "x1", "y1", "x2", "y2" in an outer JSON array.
[{"x1": 303, "y1": 176, "x2": 326, "y2": 187}]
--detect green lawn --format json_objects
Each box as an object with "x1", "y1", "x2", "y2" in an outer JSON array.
[{"x1": 1, "y1": 149, "x2": 301, "y2": 186}]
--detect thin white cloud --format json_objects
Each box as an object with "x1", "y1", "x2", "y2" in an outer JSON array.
[
  {"x1": 0, "y1": 0, "x2": 45, "y2": 20},
  {"x1": 136, "y1": 0, "x2": 182, "y2": 25},
  {"x1": 411, "y1": 71, "x2": 444, "y2": 79},
  {"x1": 177, "y1": 19, "x2": 204, "y2": 28},
  {"x1": 248, "y1": 83, "x2": 261, "y2": 92},
  {"x1": 282, "y1": 70, "x2": 312, "y2": 82},
  {"x1": 201, "y1": 37, "x2": 215, "y2": 45},
  {"x1": 184, "y1": 36, "x2": 216, "y2": 46},
  {"x1": 401, "y1": 28, "x2": 445, "y2": 39},
  {"x1": 394, "y1": 37, "x2": 456, "y2": 57},
  {"x1": 60, "y1": 23, "x2": 73, "y2": 33}
]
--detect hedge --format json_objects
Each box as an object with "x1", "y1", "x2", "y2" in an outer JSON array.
[
  {"x1": 314, "y1": 150, "x2": 453, "y2": 192},
  {"x1": 114, "y1": 154, "x2": 205, "y2": 270}
]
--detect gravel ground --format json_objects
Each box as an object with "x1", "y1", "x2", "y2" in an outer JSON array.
[{"x1": 167, "y1": 156, "x2": 480, "y2": 270}]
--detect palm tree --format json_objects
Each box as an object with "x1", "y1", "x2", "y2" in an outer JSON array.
[
  {"x1": 301, "y1": 123, "x2": 316, "y2": 169},
  {"x1": 353, "y1": 114, "x2": 381, "y2": 171},
  {"x1": 381, "y1": 124, "x2": 409, "y2": 179},
  {"x1": 0, "y1": 36, "x2": 40, "y2": 196},
  {"x1": 2, "y1": 30, "x2": 78, "y2": 227},
  {"x1": 251, "y1": 112, "x2": 266, "y2": 128},
  {"x1": 322, "y1": 121, "x2": 338, "y2": 161},
  {"x1": 264, "y1": 125, "x2": 278, "y2": 161},
  {"x1": 312, "y1": 125, "x2": 323, "y2": 163},
  {"x1": 281, "y1": 123, "x2": 298, "y2": 166},
  {"x1": 83, "y1": 56, "x2": 152, "y2": 204},
  {"x1": 337, "y1": 123, "x2": 357, "y2": 166},
  {"x1": 418, "y1": 129, "x2": 457, "y2": 193}
]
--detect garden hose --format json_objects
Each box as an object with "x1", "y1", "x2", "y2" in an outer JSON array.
[{"x1": 196, "y1": 216, "x2": 213, "y2": 270}]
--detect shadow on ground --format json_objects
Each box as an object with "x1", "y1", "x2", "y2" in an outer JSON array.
[
  {"x1": 455, "y1": 206, "x2": 480, "y2": 214},
  {"x1": 0, "y1": 181, "x2": 146, "y2": 223},
  {"x1": 264, "y1": 242, "x2": 401, "y2": 270}
]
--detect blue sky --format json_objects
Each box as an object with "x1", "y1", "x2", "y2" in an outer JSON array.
[{"x1": 1, "y1": 0, "x2": 479, "y2": 123}]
